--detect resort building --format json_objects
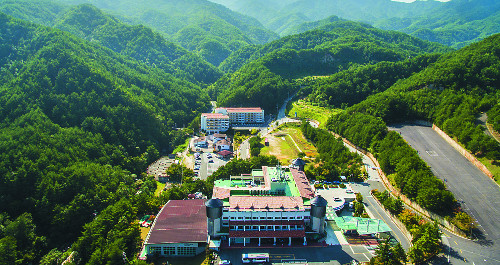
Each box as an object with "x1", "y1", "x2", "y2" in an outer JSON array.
[
  {"x1": 215, "y1": 107, "x2": 265, "y2": 125},
  {"x1": 208, "y1": 165, "x2": 327, "y2": 247},
  {"x1": 201, "y1": 113, "x2": 230, "y2": 134}
]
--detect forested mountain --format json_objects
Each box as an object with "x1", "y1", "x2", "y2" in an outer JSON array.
[
  {"x1": 0, "y1": 11, "x2": 214, "y2": 263},
  {"x1": 220, "y1": 21, "x2": 451, "y2": 73},
  {"x1": 0, "y1": 12, "x2": 210, "y2": 162},
  {"x1": 210, "y1": 21, "x2": 451, "y2": 112},
  {"x1": 0, "y1": 1, "x2": 222, "y2": 85},
  {"x1": 211, "y1": 0, "x2": 500, "y2": 49},
  {"x1": 375, "y1": 0, "x2": 500, "y2": 49},
  {"x1": 209, "y1": 0, "x2": 442, "y2": 34},
  {"x1": 325, "y1": 33, "x2": 500, "y2": 160},
  {"x1": 58, "y1": 0, "x2": 279, "y2": 66},
  {"x1": 317, "y1": 35, "x2": 500, "y2": 238},
  {"x1": 304, "y1": 53, "x2": 442, "y2": 109}
]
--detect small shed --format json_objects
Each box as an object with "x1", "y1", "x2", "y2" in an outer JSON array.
[
  {"x1": 291, "y1": 158, "x2": 307, "y2": 171},
  {"x1": 218, "y1": 150, "x2": 233, "y2": 159}
]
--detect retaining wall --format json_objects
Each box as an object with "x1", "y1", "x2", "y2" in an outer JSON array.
[
  {"x1": 330, "y1": 131, "x2": 467, "y2": 238},
  {"x1": 432, "y1": 124, "x2": 494, "y2": 180}
]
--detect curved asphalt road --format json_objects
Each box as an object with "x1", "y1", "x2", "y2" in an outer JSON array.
[{"x1": 388, "y1": 124, "x2": 500, "y2": 265}]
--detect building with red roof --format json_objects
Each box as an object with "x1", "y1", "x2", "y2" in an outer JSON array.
[
  {"x1": 201, "y1": 113, "x2": 229, "y2": 134},
  {"x1": 143, "y1": 199, "x2": 208, "y2": 257},
  {"x1": 209, "y1": 165, "x2": 327, "y2": 247},
  {"x1": 200, "y1": 107, "x2": 264, "y2": 134}
]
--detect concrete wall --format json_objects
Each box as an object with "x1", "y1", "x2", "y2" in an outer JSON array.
[
  {"x1": 329, "y1": 130, "x2": 467, "y2": 238},
  {"x1": 432, "y1": 124, "x2": 494, "y2": 180}
]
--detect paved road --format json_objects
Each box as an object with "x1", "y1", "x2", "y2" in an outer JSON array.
[
  {"x1": 197, "y1": 152, "x2": 228, "y2": 180},
  {"x1": 477, "y1": 113, "x2": 495, "y2": 139},
  {"x1": 219, "y1": 245, "x2": 372, "y2": 265},
  {"x1": 388, "y1": 124, "x2": 500, "y2": 265},
  {"x1": 342, "y1": 142, "x2": 411, "y2": 251},
  {"x1": 239, "y1": 138, "x2": 250, "y2": 160},
  {"x1": 351, "y1": 182, "x2": 412, "y2": 251}
]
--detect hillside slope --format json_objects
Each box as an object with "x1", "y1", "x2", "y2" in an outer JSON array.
[
  {"x1": 0, "y1": 1, "x2": 223, "y2": 85},
  {"x1": 0, "y1": 12, "x2": 212, "y2": 264},
  {"x1": 212, "y1": 21, "x2": 451, "y2": 112},
  {"x1": 54, "y1": 4, "x2": 222, "y2": 85},
  {"x1": 0, "y1": 12, "x2": 210, "y2": 156},
  {"x1": 220, "y1": 20, "x2": 452, "y2": 73},
  {"x1": 212, "y1": 0, "x2": 500, "y2": 49},
  {"x1": 62, "y1": 0, "x2": 279, "y2": 65}
]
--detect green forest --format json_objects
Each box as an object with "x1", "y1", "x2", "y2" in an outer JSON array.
[{"x1": 0, "y1": 0, "x2": 499, "y2": 264}]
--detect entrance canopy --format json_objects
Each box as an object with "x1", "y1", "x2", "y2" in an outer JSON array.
[{"x1": 334, "y1": 216, "x2": 391, "y2": 235}]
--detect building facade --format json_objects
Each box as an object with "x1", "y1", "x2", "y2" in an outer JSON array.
[
  {"x1": 215, "y1": 107, "x2": 264, "y2": 125},
  {"x1": 143, "y1": 200, "x2": 208, "y2": 258},
  {"x1": 208, "y1": 165, "x2": 327, "y2": 247},
  {"x1": 201, "y1": 113, "x2": 230, "y2": 134}
]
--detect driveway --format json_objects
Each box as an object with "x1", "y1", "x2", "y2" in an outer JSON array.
[
  {"x1": 388, "y1": 123, "x2": 500, "y2": 265},
  {"x1": 218, "y1": 245, "x2": 373, "y2": 265},
  {"x1": 197, "y1": 150, "x2": 229, "y2": 180}
]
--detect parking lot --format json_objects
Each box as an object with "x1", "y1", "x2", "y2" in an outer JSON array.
[
  {"x1": 218, "y1": 244, "x2": 374, "y2": 265},
  {"x1": 192, "y1": 138, "x2": 231, "y2": 180},
  {"x1": 194, "y1": 151, "x2": 229, "y2": 180}
]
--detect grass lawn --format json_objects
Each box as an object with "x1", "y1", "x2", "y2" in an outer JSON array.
[
  {"x1": 477, "y1": 157, "x2": 500, "y2": 185},
  {"x1": 154, "y1": 182, "x2": 166, "y2": 196},
  {"x1": 261, "y1": 124, "x2": 318, "y2": 164},
  {"x1": 287, "y1": 100, "x2": 341, "y2": 128}
]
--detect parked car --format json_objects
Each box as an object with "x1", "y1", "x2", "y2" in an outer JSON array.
[
  {"x1": 334, "y1": 197, "x2": 342, "y2": 202},
  {"x1": 219, "y1": 260, "x2": 231, "y2": 265},
  {"x1": 208, "y1": 160, "x2": 214, "y2": 163}
]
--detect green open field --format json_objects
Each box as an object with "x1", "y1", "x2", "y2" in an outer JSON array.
[
  {"x1": 477, "y1": 157, "x2": 500, "y2": 185},
  {"x1": 287, "y1": 100, "x2": 341, "y2": 128},
  {"x1": 261, "y1": 124, "x2": 318, "y2": 164}
]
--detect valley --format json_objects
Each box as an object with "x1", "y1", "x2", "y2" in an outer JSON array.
[{"x1": 0, "y1": 0, "x2": 498, "y2": 264}]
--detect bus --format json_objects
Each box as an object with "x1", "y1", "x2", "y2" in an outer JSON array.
[{"x1": 241, "y1": 253, "x2": 269, "y2": 263}]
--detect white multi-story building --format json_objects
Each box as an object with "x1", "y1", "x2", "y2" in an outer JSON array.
[
  {"x1": 207, "y1": 165, "x2": 328, "y2": 247},
  {"x1": 214, "y1": 107, "x2": 264, "y2": 125},
  {"x1": 201, "y1": 113, "x2": 230, "y2": 134}
]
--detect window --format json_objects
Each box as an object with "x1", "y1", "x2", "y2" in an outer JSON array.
[
  {"x1": 289, "y1": 216, "x2": 295, "y2": 220},
  {"x1": 177, "y1": 247, "x2": 196, "y2": 256},
  {"x1": 223, "y1": 217, "x2": 229, "y2": 220},
  {"x1": 245, "y1": 226, "x2": 251, "y2": 230},
  {"x1": 252, "y1": 217, "x2": 258, "y2": 220},
  {"x1": 282, "y1": 217, "x2": 288, "y2": 220},
  {"x1": 149, "y1": 246, "x2": 162, "y2": 254},
  {"x1": 267, "y1": 226, "x2": 273, "y2": 230},
  {"x1": 164, "y1": 247, "x2": 176, "y2": 256},
  {"x1": 230, "y1": 217, "x2": 235, "y2": 220},
  {"x1": 252, "y1": 226, "x2": 258, "y2": 230},
  {"x1": 267, "y1": 217, "x2": 273, "y2": 220},
  {"x1": 238, "y1": 217, "x2": 243, "y2": 220},
  {"x1": 260, "y1": 217, "x2": 265, "y2": 220},
  {"x1": 282, "y1": 225, "x2": 287, "y2": 230}
]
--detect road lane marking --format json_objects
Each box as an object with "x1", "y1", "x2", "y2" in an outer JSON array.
[{"x1": 366, "y1": 197, "x2": 405, "y2": 245}]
